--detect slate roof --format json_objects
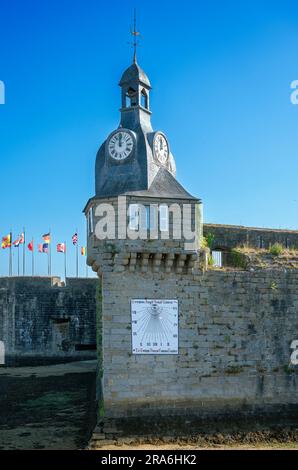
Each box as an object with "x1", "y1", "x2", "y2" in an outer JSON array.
[
  {"x1": 119, "y1": 62, "x2": 151, "y2": 88},
  {"x1": 83, "y1": 167, "x2": 198, "y2": 212},
  {"x1": 123, "y1": 167, "x2": 198, "y2": 200}
]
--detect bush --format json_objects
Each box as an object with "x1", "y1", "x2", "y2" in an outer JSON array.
[
  {"x1": 269, "y1": 243, "x2": 284, "y2": 256},
  {"x1": 202, "y1": 232, "x2": 215, "y2": 250},
  {"x1": 201, "y1": 236, "x2": 208, "y2": 249},
  {"x1": 229, "y1": 249, "x2": 247, "y2": 269},
  {"x1": 208, "y1": 254, "x2": 214, "y2": 266}
]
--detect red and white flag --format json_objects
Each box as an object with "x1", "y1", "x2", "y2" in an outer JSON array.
[
  {"x1": 19, "y1": 233, "x2": 25, "y2": 244},
  {"x1": 13, "y1": 237, "x2": 20, "y2": 247},
  {"x1": 28, "y1": 241, "x2": 34, "y2": 252},
  {"x1": 57, "y1": 243, "x2": 66, "y2": 253}
]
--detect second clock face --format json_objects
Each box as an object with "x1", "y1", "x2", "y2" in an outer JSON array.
[
  {"x1": 153, "y1": 133, "x2": 169, "y2": 165},
  {"x1": 108, "y1": 131, "x2": 133, "y2": 161}
]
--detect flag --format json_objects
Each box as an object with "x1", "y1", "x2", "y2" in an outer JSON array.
[
  {"x1": 57, "y1": 243, "x2": 66, "y2": 253},
  {"x1": 42, "y1": 243, "x2": 49, "y2": 253},
  {"x1": 1, "y1": 234, "x2": 11, "y2": 249},
  {"x1": 38, "y1": 244, "x2": 43, "y2": 253},
  {"x1": 42, "y1": 233, "x2": 51, "y2": 244},
  {"x1": 13, "y1": 237, "x2": 20, "y2": 247},
  {"x1": 81, "y1": 247, "x2": 86, "y2": 256},
  {"x1": 28, "y1": 241, "x2": 34, "y2": 251},
  {"x1": 19, "y1": 233, "x2": 25, "y2": 244},
  {"x1": 72, "y1": 233, "x2": 78, "y2": 245}
]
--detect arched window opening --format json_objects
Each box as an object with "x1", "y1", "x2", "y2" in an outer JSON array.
[
  {"x1": 125, "y1": 87, "x2": 137, "y2": 108},
  {"x1": 141, "y1": 89, "x2": 148, "y2": 109}
]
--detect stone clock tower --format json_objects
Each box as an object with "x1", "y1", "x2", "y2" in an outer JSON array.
[{"x1": 84, "y1": 53, "x2": 203, "y2": 422}]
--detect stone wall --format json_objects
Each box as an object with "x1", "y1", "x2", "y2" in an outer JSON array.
[
  {"x1": 101, "y1": 269, "x2": 298, "y2": 419},
  {"x1": 204, "y1": 223, "x2": 298, "y2": 250},
  {"x1": 0, "y1": 277, "x2": 98, "y2": 366}
]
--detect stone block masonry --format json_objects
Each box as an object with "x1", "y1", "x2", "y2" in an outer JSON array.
[
  {"x1": 0, "y1": 277, "x2": 98, "y2": 366},
  {"x1": 204, "y1": 223, "x2": 298, "y2": 250},
  {"x1": 101, "y1": 269, "x2": 298, "y2": 419}
]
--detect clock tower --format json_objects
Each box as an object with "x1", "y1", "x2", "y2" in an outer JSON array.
[
  {"x1": 95, "y1": 56, "x2": 177, "y2": 198},
  {"x1": 84, "y1": 49, "x2": 203, "y2": 423}
]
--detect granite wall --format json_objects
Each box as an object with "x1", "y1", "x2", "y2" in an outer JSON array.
[
  {"x1": 0, "y1": 277, "x2": 97, "y2": 365},
  {"x1": 204, "y1": 223, "x2": 298, "y2": 250},
  {"x1": 101, "y1": 269, "x2": 298, "y2": 419}
]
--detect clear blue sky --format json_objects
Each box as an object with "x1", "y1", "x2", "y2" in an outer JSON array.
[{"x1": 0, "y1": 0, "x2": 298, "y2": 277}]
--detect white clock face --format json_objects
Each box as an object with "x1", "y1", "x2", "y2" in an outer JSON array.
[
  {"x1": 131, "y1": 299, "x2": 178, "y2": 355},
  {"x1": 108, "y1": 131, "x2": 133, "y2": 160},
  {"x1": 153, "y1": 133, "x2": 169, "y2": 165}
]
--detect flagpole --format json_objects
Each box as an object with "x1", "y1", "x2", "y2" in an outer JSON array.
[
  {"x1": 76, "y1": 228, "x2": 78, "y2": 278},
  {"x1": 17, "y1": 244, "x2": 20, "y2": 276},
  {"x1": 32, "y1": 237, "x2": 34, "y2": 276},
  {"x1": 49, "y1": 228, "x2": 52, "y2": 278},
  {"x1": 64, "y1": 241, "x2": 67, "y2": 282},
  {"x1": 23, "y1": 227, "x2": 26, "y2": 276},
  {"x1": 9, "y1": 230, "x2": 12, "y2": 277}
]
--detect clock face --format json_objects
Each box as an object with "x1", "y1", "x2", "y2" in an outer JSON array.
[
  {"x1": 131, "y1": 299, "x2": 178, "y2": 355},
  {"x1": 153, "y1": 133, "x2": 169, "y2": 165},
  {"x1": 108, "y1": 131, "x2": 133, "y2": 161}
]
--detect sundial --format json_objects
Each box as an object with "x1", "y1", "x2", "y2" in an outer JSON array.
[{"x1": 131, "y1": 299, "x2": 179, "y2": 354}]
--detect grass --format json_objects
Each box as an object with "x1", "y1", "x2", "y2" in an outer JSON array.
[
  {"x1": 269, "y1": 243, "x2": 284, "y2": 256},
  {"x1": 229, "y1": 250, "x2": 248, "y2": 269}
]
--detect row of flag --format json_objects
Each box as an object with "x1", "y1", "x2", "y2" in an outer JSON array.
[
  {"x1": 1, "y1": 230, "x2": 88, "y2": 278},
  {"x1": 1, "y1": 232, "x2": 86, "y2": 256}
]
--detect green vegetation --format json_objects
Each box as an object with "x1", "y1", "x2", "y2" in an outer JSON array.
[
  {"x1": 269, "y1": 243, "x2": 284, "y2": 256},
  {"x1": 201, "y1": 236, "x2": 208, "y2": 249},
  {"x1": 270, "y1": 281, "x2": 277, "y2": 290},
  {"x1": 208, "y1": 254, "x2": 214, "y2": 266},
  {"x1": 205, "y1": 232, "x2": 215, "y2": 250},
  {"x1": 229, "y1": 249, "x2": 248, "y2": 269}
]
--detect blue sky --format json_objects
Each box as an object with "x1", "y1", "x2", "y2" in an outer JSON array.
[{"x1": 0, "y1": 0, "x2": 298, "y2": 277}]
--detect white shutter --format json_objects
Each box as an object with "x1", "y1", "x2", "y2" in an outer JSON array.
[
  {"x1": 139, "y1": 206, "x2": 148, "y2": 230},
  {"x1": 129, "y1": 204, "x2": 139, "y2": 230},
  {"x1": 159, "y1": 205, "x2": 169, "y2": 232},
  {"x1": 149, "y1": 205, "x2": 158, "y2": 231},
  {"x1": 88, "y1": 207, "x2": 94, "y2": 234}
]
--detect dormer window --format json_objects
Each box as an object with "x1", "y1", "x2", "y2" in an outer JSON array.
[{"x1": 125, "y1": 87, "x2": 137, "y2": 108}]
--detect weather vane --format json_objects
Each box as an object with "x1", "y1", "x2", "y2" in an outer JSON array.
[{"x1": 130, "y1": 8, "x2": 141, "y2": 63}]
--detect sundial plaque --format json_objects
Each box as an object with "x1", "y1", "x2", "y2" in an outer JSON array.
[{"x1": 131, "y1": 299, "x2": 179, "y2": 355}]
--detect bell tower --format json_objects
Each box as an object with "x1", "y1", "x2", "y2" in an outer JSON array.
[
  {"x1": 119, "y1": 59, "x2": 152, "y2": 131},
  {"x1": 84, "y1": 21, "x2": 203, "y2": 424}
]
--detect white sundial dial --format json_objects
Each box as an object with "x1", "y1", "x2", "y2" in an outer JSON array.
[
  {"x1": 153, "y1": 133, "x2": 169, "y2": 165},
  {"x1": 131, "y1": 299, "x2": 178, "y2": 355},
  {"x1": 108, "y1": 131, "x2": 133, "y2": 161}
]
